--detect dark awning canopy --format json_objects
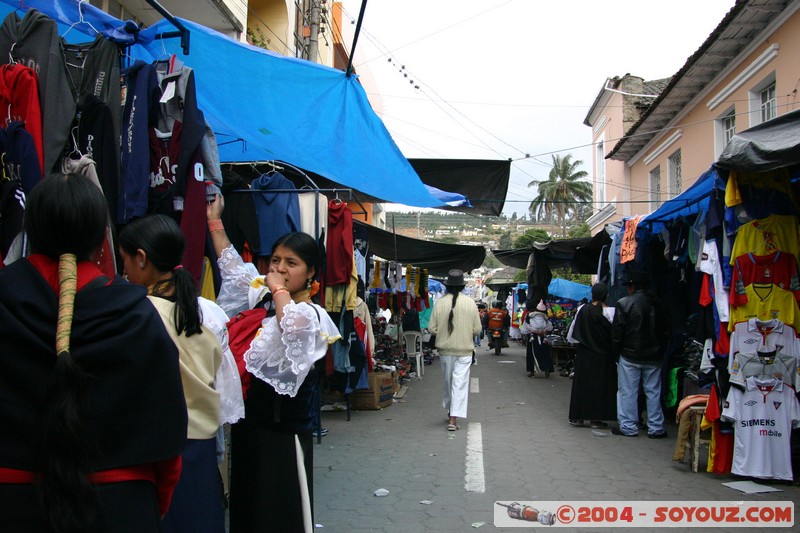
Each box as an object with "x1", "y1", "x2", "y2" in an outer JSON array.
[
  {"x1": 408, "y1": 159, "x2": 511, "y2": 216},
  {"x1": 492, "y1": 230, "x2": 610, "y2": 274},
  {"x1": 491, "y1": 230, "x2": 611, "y2": 304},
  {"x1": 300, "y1": 158, "x2": 510, "y2": 216},
  {"x1": 716, "y1": 108, "x2": 800, "y2": 172},
  {"x1": 355, "y1": 220, "x2": 485, "y2": 277}
]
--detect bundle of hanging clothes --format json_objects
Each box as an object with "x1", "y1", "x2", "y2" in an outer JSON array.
[{"x1": 0, "y1": 7, "x2": 222, "y2": 291}]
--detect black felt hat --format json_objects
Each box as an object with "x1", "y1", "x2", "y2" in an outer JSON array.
[{"x1": 445, "y1": 269, "x2": 465, "y2": 287}]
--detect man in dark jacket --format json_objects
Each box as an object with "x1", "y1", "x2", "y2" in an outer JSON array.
[{"x1": 611, "y1": 271, "x2": 671, "y2": 438}]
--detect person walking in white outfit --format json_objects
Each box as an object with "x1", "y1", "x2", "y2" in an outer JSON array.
[{"x1": 428, "y1": 269, "x2": 482, "y2": 431}]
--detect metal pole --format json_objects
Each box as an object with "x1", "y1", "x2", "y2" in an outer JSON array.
[{"x1": 345, "y1": 0, "x2": 368, "y2": 77}]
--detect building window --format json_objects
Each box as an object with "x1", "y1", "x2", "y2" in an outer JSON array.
[
  {"x1": 668, "y1": 150, "x2": 682, "y2": 196},
  {"x1": 722, "y1": 110, "x2": 736, "y2": 147},
  {"x1": 761, "y1": 83, "x2": 776, "y2": 123},
  {"x1": 650, "y1": 166, "x2": 661, "y2": 206},
  {"x1": 595, "y1": 139, "x2": 605, "y2": 203}
]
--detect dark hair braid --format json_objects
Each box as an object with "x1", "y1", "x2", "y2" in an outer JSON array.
[
  {"x1": 24, "y1": 175, "x2": 109, "y2": 531},
  {"x1": 447, "y1": 287, "x2": 461, "y2": 335}
]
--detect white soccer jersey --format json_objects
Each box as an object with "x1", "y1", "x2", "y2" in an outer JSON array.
[
  {"x1": 729, "y1": 351, "x2": 799, "y2": 390},
  {"x1": 721, "y1": 377, "x2": 800, "y2": 481},
  {"x1": 728, "y1": 318, "x2": 800, "y2": 373}
]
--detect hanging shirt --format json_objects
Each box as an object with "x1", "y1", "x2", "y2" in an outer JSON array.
[
  {"x1": 730, "y1": 214, "x2": 800, "y2": 265},
  {"x1": 730, "y1": 251, "x2": 800, "y2": 306},
  {"x1": 727, "y1": 283, "x2": 800, "y2": 333},
  {"x1": 0, "y1": 120, "x2": 41, "y2": 194},
  {"x1": 119, "y1": 61, "x2": 158, "y2": 224},
  {"x1": 729, "y1": 318, "x2": 800, "y2": 373},
  {"x1": 325, "y1": 200, "x2": 354, "y2": 285},
  {"x1": 0, "y1": 64, "x2": 43, "y2": 173},
  {"x1": 0, "y1": 9, "x2": 75, "y2": 174},
  {"x1": 721, "y1": 376, "x2": 800, "y2": 481},
  {"x1": 297, "y1": 190, "x2": 329, "y2": 244},
  {"x1": 729, "y1": 351, "x2": 799, "y2": 390},
  {"x1": 699, "y1": 239, "x2": 729, "y2": 322},
  {"x1": 250, "y1": 172, "x2": 301, "y2": 255}
]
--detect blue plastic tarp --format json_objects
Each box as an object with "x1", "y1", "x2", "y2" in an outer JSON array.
[
  {"x1": 515, "y1": 280, "x2": 590, "y2": 302},
  {"x1": 0, "y1": 0, "x2": 466, "y2": 209},
  {"x1": 546, "y1": 278, "x2": 591, "y2": 302},
  {"x1": 641, "y1": 166, "x2": 720, "y2": 230}
]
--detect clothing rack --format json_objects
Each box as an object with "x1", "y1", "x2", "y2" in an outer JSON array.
[{"x1": 143, "y1": 0, "x2": 190, "y2": 55}]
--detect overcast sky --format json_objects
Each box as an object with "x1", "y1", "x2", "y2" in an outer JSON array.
[{"x1": 339, "y1": 0, "x2": 735, "y2": 218}]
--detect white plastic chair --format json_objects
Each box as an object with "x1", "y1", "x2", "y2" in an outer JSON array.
[{"x1": 403, "y1": 331, "x2": 423, "y2": 377}]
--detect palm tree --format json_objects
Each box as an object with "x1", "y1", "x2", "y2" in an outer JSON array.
[{"x1": 528, "y1": 154, "x2": 592, "y2": 237}]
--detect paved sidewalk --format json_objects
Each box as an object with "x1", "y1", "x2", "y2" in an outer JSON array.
[{"x1": 314, "y1": 341, "x2": 800, "y2": 532}]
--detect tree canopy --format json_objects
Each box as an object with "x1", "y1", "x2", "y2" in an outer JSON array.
[
  {"x1": 528, "y1": 154, "x2": 592, "y2": 236},
  {"x1": 513, "y1": 228, "x2": 550, "y2": 249}
]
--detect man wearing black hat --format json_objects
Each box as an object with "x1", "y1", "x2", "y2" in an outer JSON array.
[
  {"x1": 611, "y1": 271, "x2": 671, "y2": 438},
  {"x1": 428, "y1": 269, "x2": 482, "y2": 431}
]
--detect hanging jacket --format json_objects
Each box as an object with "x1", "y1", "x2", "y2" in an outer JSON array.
[
  {"x1": 0, "y1": 9, "x2": 75, "y2": 174},
  {"x1": 0, "y1": 120, "x2": 41, "y2": 194},
  {"x1": 251, "y1": 171, "x2": 301, "y2": 255},
  {"x1": 119, "y1": 60, "x2": 158, "y2": 223},
  {"x1": 325, "y1": 200, "x2": 354, "y2": 285},
  {"x1": 153, "y1": 57, "x2": 207, "y2": 198},
  {"x1": 77, "y1": 95, "x2": 118, "y2": 222},
  {"x1": 0, "y1": 64, "x2": 43, "y2": 173}
]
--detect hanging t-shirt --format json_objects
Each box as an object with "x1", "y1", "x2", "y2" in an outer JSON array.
[
  {"x1": 729, "y1": 318, "x2": 800, "y2": 372},
  {"x1": 727, "y1": 283, "x2": 800, "y2": 333},
  {"x1": 731, "y1": 251, "x2": 800, "y2": 306},
  {"x1": 297, "y1": 190, "x2": 329, "y2": 244},
  {"x1": 721, "y1": 376, "x2": 800, "y2": 481},
  {"x1": 729, "y1": 351, "x2": 800, "y2": 390},
  {"x1": 730, "y1": 214, "x2": 800, "y2": 265},
  {"x1": 251, "y1": 172, "x2": 301, "y2": 256},
  {"x1": 699, "y1": 239, "x2": 729, "y2": 322}
]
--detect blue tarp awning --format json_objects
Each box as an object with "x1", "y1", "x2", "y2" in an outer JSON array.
[
  {"x1": 515, "y1": 279, "x2": 591, "y2": 302},
  {"x1": 0, "y1": 0, "x2": 466, "y2": 209},
  {"x1": 640, "y1": 166, "x2": 720, "y2": 230}
]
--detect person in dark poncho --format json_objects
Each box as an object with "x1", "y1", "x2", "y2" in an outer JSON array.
[
  {"x1": 0, "y1": 173, "x2": 187, "y2": 532},
  {"x1": 568, "y1": 282, "x2": 617, "y2": 429}
]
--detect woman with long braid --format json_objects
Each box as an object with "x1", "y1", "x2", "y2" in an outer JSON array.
[
  {"x1": 427, "y1": 269, "x2": 482, "y2": 431},
  {"x1": 0, "y1": 174, "x2": 187, "y2": 532}
]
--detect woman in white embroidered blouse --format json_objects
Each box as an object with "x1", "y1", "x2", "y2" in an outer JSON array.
[{"x1": 207, "y1": 194, "x2": 339, "y2": 533}]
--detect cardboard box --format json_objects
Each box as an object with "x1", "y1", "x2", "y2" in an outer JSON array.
[
  {"x1": 391, "y1": 371, "x2": 400, "y2": 394},
  {"x1": 350, "y1": 372, "x2": 394, "y2": 410}
]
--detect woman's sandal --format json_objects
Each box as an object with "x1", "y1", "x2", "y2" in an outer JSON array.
[{"x1": 447, "y1": 423, "x2": 459, "y2": 431}]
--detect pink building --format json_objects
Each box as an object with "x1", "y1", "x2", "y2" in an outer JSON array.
[{"x1": 585, "y1": 0, "x2": 800, "y2": 235}]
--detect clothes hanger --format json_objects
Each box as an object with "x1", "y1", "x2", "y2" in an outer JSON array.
[
  {"x1": 68, "y1": 125, "x2": 83, "y2": 159},
  {"x1": 62, "y1": 0, "x2": 99, "y2": 40}
]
